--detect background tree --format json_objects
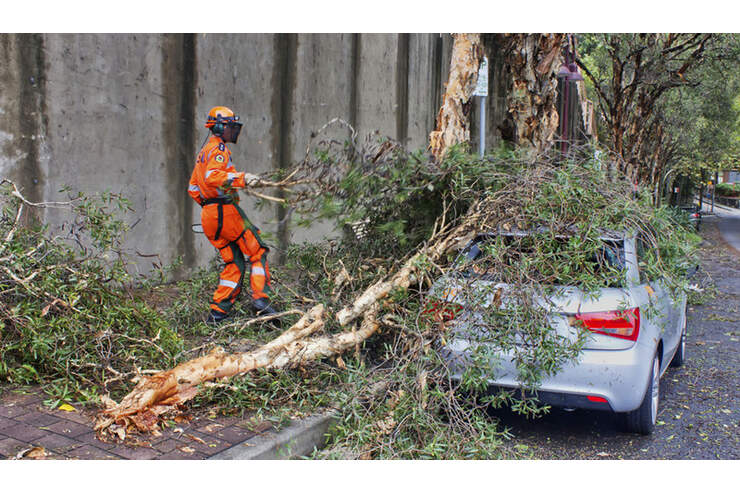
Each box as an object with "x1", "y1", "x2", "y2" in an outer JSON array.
[
  {"x1": 577, "y1": 34, "x2": 712, "y2": 181},
  {"x1": 661, "y1": 35, "x2": 740, "y2": 189}
]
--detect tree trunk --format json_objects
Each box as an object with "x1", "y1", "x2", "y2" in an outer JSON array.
[
  {"x1": 500, "y1": 33, "x2": 566, "y2": 151},
  {"x1": 428, "y1": 33, "x2": 482, "y2": 162}
]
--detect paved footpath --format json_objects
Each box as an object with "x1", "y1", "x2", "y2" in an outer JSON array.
[{"x1": 0, "y1": 386, "x2": 276, "y2": 460}]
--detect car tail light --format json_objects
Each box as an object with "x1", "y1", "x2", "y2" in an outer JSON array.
[
  {"x1": 587, "y1": 395, "x2": 608, "y2": 403},
  {"x1": 422, "y1": 301, "x2": 463, "y2": 322},
  {"x1": 691, "y1": 213, "x2": 700, "y2": 218},
  {"x1": 571, "y1": 307, "x2": 640, "y2": 341}
]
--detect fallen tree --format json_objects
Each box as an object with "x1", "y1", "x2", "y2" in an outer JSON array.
[
  {"x1": 94, "y1": 141, "x2": 699, "y2": 440},
  {"x1": 95, "y1": 203, "x2": 480, "y2": 432},
  {"x1": 2, "y1": 143, "x2": 700, "y2": 457}
]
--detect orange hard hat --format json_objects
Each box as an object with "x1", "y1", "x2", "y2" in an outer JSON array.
[{"x1": 205, "y1": 106, "x2": 239, "y2": 128}]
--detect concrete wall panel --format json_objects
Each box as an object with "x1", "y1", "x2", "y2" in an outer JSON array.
[
  {"x1": 0, "y1": 35, "x2": 25, "y2": 187},
  {"x1": 287, "y1": 34, "x2": 354, "y2": 245},
  {"x1": 41, "y1": 34, "x2": 170, "y2": 275},
  {"x1": 407, "y1": 33, "x2": 438, "y2": 151},
  {"x1": 356, "y1": 34, "x2": 399, "y2": 139}
]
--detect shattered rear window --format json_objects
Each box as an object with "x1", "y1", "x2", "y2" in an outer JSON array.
[{"x1": 456, "y1": 233, "x2": 626, "y2": 287}]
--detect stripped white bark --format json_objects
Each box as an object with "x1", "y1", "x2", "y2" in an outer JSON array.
[
  {"x1": 97, "y1": 303, "x2": 383, "y2": 433},
  {"x1": 429, "y1": 34, "x2": 483, "y2": 161},
  {"x1": 97, "y1": 305, "x2": 327, "y2": 430}
]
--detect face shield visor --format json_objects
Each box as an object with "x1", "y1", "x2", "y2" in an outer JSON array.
[{"x1": 222, "y1": 121, "x2": 243, "y2": 144}]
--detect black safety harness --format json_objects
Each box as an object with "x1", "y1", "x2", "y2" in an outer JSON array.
[{"x1": 202, "y1": 197, "x2": 233, "y2": 241}]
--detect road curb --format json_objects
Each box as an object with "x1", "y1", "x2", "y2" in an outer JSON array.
[{"x1": 208, "y1": 412, "x2": 336, "y2": 460}]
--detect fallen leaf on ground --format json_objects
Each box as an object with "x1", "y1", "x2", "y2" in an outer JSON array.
[
  {"x1": 186, "y1": 433, "x2": 206, "y2": 445},
  {"x1": 58, "y1": 403, "x2": 76, "y2": 412},
  {"x1": 179, "y1": 446, "x2": 196, "y2": 454}
]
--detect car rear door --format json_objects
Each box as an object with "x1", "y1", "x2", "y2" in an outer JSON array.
[{"x1": 635, "y1": 235, "x2": 681, "y2": 365}]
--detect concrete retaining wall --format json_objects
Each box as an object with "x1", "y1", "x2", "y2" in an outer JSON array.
[{"x1": 0, "y1": 33, "x2": 511, "y2": 275}]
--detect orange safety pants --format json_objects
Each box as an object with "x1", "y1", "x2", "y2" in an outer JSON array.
[{"x1": 201, "y1": 202, "x2": 272, "y2": 316}]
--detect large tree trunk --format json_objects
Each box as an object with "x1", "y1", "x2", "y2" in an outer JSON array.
[
  {"x1": 500, "y1": 33, "x2": 566, "y2": 151},
  {"x1": 428, "y1": 34, "x2": 483, "y2": 162}
]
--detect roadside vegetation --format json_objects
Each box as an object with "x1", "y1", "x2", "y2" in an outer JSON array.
[{"x1": 716, "y1": 183, "x2": 740, "y2": 197}]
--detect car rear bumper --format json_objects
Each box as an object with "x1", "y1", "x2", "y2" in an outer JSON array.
[
  {"x1": 444, "y1": 338, "x2": 656, "y2": 413},
  {"x1": 487, "y1": 386, "x2": 615, "y2": 411}
]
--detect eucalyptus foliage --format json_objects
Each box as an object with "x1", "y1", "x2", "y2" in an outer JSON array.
[
  {"x1": 0, "y1": 182, "x2": 182, "y2": 403},
  {"x1": 0, "y1": 138, "x2": 701, "y2": 458}
]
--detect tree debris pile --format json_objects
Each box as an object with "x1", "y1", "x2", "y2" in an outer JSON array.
[
  {"x1": 88, "y1": 134, "x2": 696, "y2": 455},
  {"x1": 1, "y1": 134, "x2": 699, "y2": 457}
]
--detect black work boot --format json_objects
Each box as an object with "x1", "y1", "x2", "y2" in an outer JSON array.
[
  {"x1": 252, "y1": 298, "x2": 278, "y2": 316},
  {"x1": 205, "y1": 309, "x2": 229, "y2": 326}
]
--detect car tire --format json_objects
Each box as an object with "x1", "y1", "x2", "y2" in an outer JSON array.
[
  {"x1": 617, "y1": 352, "x2": 660, "y2": 435},
  {"x1": 670, "y1": 304, "x2": 687, "y2": 368}
]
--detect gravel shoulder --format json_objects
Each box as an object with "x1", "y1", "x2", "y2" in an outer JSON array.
[{"x1": 487, "y1": 217, "x2": 740, "y2": 459}]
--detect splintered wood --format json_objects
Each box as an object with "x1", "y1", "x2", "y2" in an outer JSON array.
[{"x1": 97, "y1": 303, "x2": 384, "y2": 434}]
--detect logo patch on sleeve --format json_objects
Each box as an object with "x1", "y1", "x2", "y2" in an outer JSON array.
[
  {"x1": 215, "y1": 155, "x2": 225, "y2": 163},
  {"x1": 218, "y1": 143, "x2": 225, "y2": 151}
]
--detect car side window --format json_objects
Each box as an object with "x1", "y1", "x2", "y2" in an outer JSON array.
[{"x1": 636, "y1": 235, "x2": 653, "y2": 284}]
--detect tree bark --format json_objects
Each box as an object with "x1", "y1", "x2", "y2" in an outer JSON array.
[
  {"x1": 577, "y1": 34, "x2": 713, "y2": 183},
  {"x1": 428, "y1": 33, "x2": 482, "y2": 162},
  {"x1": 96, "y1": 304, "x2": 328, "y2": 430},
  {"x1": 500, "y1": 33, "x2": 566, "y2": 150}
]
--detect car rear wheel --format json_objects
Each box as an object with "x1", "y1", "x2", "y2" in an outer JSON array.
[
  {"x1": 617, "y1": 352, "x2": 660, "y2": 435},
  {"x1": 670, "y1": 304, "x2": 687, "y2": 368}
]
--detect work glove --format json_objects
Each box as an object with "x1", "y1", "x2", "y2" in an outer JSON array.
[
  {"x1": 230, "y1": 172, "x2": 260, "y2": 189},
  {"x1": 242, "y1": 173, "x2": 260, "y2": 187}
]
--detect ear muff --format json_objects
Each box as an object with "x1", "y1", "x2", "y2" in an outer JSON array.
[{"x1": 212, "y1": 122, "x2": 224, "y2": 136}]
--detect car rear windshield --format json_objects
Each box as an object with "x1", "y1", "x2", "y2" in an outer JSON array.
[{"x1": 457, "y1": 234, "x2": 626, "y2": 287}]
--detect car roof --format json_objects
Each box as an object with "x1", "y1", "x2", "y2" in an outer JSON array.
[{"x1": 474, "y1": 227, "x2": 627, "y2": 242}]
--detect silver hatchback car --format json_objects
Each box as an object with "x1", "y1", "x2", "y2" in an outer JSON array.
[{"x1": 432, "y1": 231, "x2": 688, "y2": 435}]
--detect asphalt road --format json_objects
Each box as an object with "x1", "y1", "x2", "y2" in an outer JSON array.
[
  {"x1": 487, "y1": 217, "x2": 740, "y2": 459},
  {"x1": 717, "y1": 214, "x2": 740, "y2": 254}
]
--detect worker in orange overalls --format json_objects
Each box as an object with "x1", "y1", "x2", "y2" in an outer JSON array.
[{"x1": 188, "y1": 106, "x2": 277, "y2": 325}]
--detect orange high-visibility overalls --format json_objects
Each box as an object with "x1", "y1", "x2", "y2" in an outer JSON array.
[{"x1": 188, "y1": 135, "x2": 272, "y2": 316}]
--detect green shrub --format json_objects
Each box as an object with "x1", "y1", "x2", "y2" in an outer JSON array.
[
  {"x1": 716, "y1": 182, "x2": 740, "y2": 197},
  {"x1": 0, "y1": 183, "x2": 183, "y2": 403}
]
